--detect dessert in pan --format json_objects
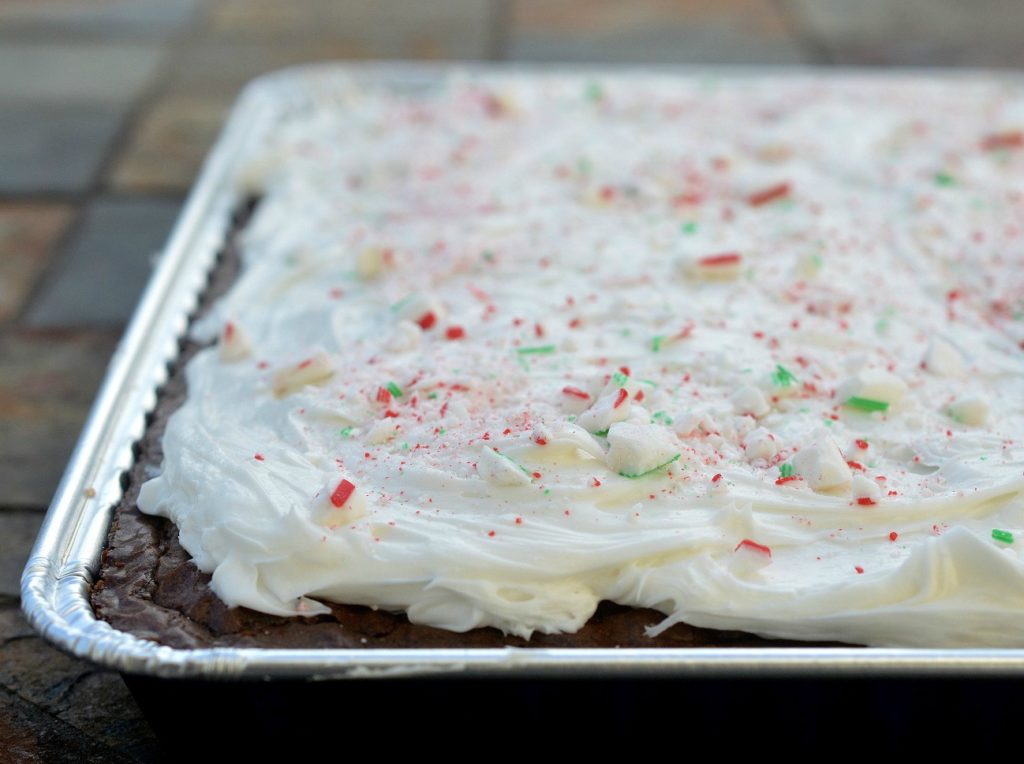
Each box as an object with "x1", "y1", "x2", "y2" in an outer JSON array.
[{"x1": 93, "y1": 73, "x2": 1024, "y2": 649}]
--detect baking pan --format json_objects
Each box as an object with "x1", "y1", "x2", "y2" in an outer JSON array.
[{"x1": 21, "y1": 64, "x2": 1024, "y2": 700}]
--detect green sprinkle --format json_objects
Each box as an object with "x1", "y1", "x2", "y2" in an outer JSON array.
[
  {"x1": 651, "y1": 411, "x2": 673, "y2": 425},
  {"x1": 811, "y1": 253, "x2": 824, "y2": 269},
  {"x1": 993, "y1": 529, "x2": 1014, "y2": 544},
  {"x1": 544, "y1": 489, "x2": 551, "y2": 495},
  {"x1": 390, "y1": 294, "x2": 414, "y2": 313},
  {"x1": 639, "y1": 378, "x2": 658, "y2": 387},
  {"x1": 612, "y1": 371, "x2": 629, "y2": 387},
  {"x1": 517, "y1": 344, "x2": 556, "y2": 355},
  {"x1": 874, "y1": 318, "x2": 890, "y2": 334},
  {"x1": 339, "y1": 426, "x2": 354, "y2": 438},
  {"x1": 401, "y1": 442, "x2": 410, "y2": 451},
  {"x1": 779, "y1": 463, "x2": 794, "y2": 478},
  {"x1": 481, "y1": 249, "x2": 495, "y2": 262},
  {"x1": 386, "y1": 381, "x2": 403, "y2": 398},
  {"x1": 577, "y1": 157, "x2": 592, "y2": 176},
  {"x1": 844, "y1": 396, "x2": 890, "y2": 413},
  {"x1": 438, "y1": 427, "x2": 446, "y2": 435},
  {"x1": 493, "y1": 448, "x2": 534, "y2": 478},
  {"x1": 427, "y1": 392, "x2": 439, "y2": 400},
  {"x1": 770, "y1": 364, "x2": 798, "y2": 387},
  {"x1": 682, "y1": 221, "x2": 698, "y2": 235},
  {"x1": 935, "y1": 171, "x2": 956, "y2": 187},
  {"x1": 823, "y1": 418, "x2": 834, "y2": 427},
  {"x1": 567, "y1": 415, "x2": 577, "y2": 423},
  {"x1": 594, "y1": 429, "x2": 610, "y2": 438},
  {"x1": 619, "y1": 453, "x2": 681, "y2": 479},
  {"x1": 584, "y1": 81, "x2": 603, "y2": 103},
  {"x1": 651, "y1": 335, "x2": 666, "y2": 352}
]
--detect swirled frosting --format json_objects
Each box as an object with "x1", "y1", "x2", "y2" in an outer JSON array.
[{"x1": 138, "y1": 72, "x2": 1024, "y2": 647}]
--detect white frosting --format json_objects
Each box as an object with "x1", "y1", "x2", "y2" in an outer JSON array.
[{"x1": 138, "y1": 73, "x2": 1024, "y2": 646}]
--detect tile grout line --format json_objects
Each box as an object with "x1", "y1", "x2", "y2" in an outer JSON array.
[{"x1": 771, "y1": 0, "x2": 836, "y2": 66}]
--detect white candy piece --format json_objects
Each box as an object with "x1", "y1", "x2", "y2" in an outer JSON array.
[
  {"x1": 851, "y1": 474, "x2": 882, "y2": 503},
  {"x1": 606, "y1": 422, "x2": 680, "y2": 477},
  {"x1": 395, "y1": 293, "x2": 445, "y2": 327},
  {"x1": 792, "y1": 435, "x2": 853, "y2": 491},
  {"x1": 477, "y1": 446, "x2": 530, "y2": 486},
  {"x1": 743, "y1": 427, "x2": 778, "y2": 463},
  {"x1": 219, "y1": 321, "x2": 252, "y2": 362},
  {"x1": 836, "y1": 368, "x2": 906, "y2": 405},
  {"x1": 730, "y1": 385, "x2": 770, "y2": 417},
  {"x1": 271, "y1": 352, "x2": 334, "y2": 397},
  {"x1": 948, "y1": 396, "x2": 989, "y2": 426},
  {"x1": 365, "y1": 418, "x2": 399, "y2": 445},
  {"x1": 356, "y1": 246, "x2": 392, "y2": 280},
  {"x1": 386, "y1": 320, "x2": 422, "y2": 353},
  {"x1": 312, "y1": 475, "x2": 368, "y2": 526},
  {"x1": 577, "y1": 387, "x2": 632, "y2": 433},
  {"x1": 673, "y1": 411, "x2": 703, "y2": 437},
  {"x1": 922, "y1": 336, "x2": 964, "y2": 378}
]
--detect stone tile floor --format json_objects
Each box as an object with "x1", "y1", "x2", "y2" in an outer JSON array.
[{"x1": 0, "y1": 0, "x2": 1021, "y2": 758}]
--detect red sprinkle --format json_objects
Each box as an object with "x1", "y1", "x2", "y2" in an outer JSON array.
[
  {"x1": 634, "y1": 390, "x2": 645, "y2": 402},
  {"x1": 698, "y1": 252, "x2": 741, "y2": 267},
  {"x1": 855, "y1": 566, "x2": 865, "y2": 574},
  {"x1": 856, "y1": 497, "x2": 877, "y2": 506},
  {"x1": 376, "y1": 387, "x2": 391, "y2": 404},
  {"x1": 253, "y1": 453, "x2": 264, "y2": 461},
  {"x1": 532, "y1": 471, "x2": 542, "y2": 479},
  {"x1": 416, "y1": 311, "x2": 437, "y2": 330},
  {"x1": 613, "y1": 388, "x2": 629, "y2": 408},
  {"x1": 562, "y1": 386, "x2": 591, "y2": 400},
  {"x1": 487, "y1": 530, "x2": 496, "y2": 537},
  {"x1": 711, "y1": 473, "x2": 723, "y2": 483},
  {"x1": 330, "y1": 479, "x2": 356, "y2": 508},
  {"x1": 982, "y1": 130, "x2": 1024, "y2": 151},
  {"x1": 592, "y1": 477, "x2": 601, "y2": 487},
  {"x1": 445, "y1": 326, "x2": 466, "y2": 340},
  {"x1": 534, "y1": 436, "x2": 548, "y2": 446},
  {"x1": 619, "y1": 366, "x2": 631, "y2": 376},
  {"x1": 855, "y1": 439, "x2": 870, "y2": 450},
  {"x1": 224, "y1": 321, "x2": 236, "y2": 341},
  {"x1": 734, "y1": 539, "x2": 772, "y2": 557},
  {"x1": 297, "y1": 358, "x2": 313, "y2": 370},
  {"x1": 889, "y1": 531, "x2": 899, "y2": 542},
  {"x1": 847, "y1": 460, "x2": 865, "y2": 471},
  {"x1": 775, "y1": 475, "x2": 802, "y2": 485},
  {"x1": 748, "y1": 182, "x2": 791, "y2": 207}
]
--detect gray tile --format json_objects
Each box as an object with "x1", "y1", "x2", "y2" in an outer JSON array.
[
  {"x1": 786, "y1": 0, "x2": 1024, "y2": 67},
  {"x1": 0, "y1": 512, "x2": 43, "y2": 598},
  {"x1": 0, "y1": 43, "x2": 165, "y2": 105},
  {"x1": 0, "y1": 104, "x2": 125, "y2": 194},
  {"x1": 24, "y1": 198, "x2": 182, "y2": 328},
  {"x1": 0, "y1": 330, "x2": 120, "y2": 508},
  {"x1": 0, "y1": 0, "x2": 200, "y2": 39},
  {"x1": 507, "y1": 0, "x2": 806, "y2": 65}
]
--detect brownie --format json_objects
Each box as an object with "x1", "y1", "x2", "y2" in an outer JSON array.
[{"x1": 89, "y1": 198, "x2": 839, "y2": 651}]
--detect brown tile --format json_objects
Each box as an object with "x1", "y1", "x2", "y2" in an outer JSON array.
[
  {"x1": 108, "y1": 92, "x2": 230, "y2": 193},
  {"x1": 0, "y1": 330, "x2": 120, "y2": 509},
  {"x1": 507, "y1": 0, "x2": 806, "y2": 64},
  {"x1": 0, "y1": 205, "x2": 73, "y2": 325},
  {"x1": 201, "y1": 0, "x2": 498, "y2": 58}
]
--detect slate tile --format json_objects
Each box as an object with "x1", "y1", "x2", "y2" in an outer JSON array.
[
  {"x1": 0, "y1": 512, "x2": 44, "y2": 599},
  {"x1": 506, "y1": 0, "x2": 807, "y2": 64},
  {"x1": 0, "y1": 104, "x2": 126, "y2": 194},
  {"x1": 0, "y1": 330, "x2": 120, "y2": 508},
  {"x1": 0, "y1": 0, "x2": 200, "y2": 39},
  {"x1": 0, "y1": 43, "x2": 165, "y2": 106},
  {"x1": 24, "y1": 198, "x2": 182, "y2": 329},
  {"x1": 107, "y1": 93, "x2": 230, "y2": 193},
  {"x1": 0, "y1": 685, "x2": 138, "y2": 764},
  {"x1": 0, "y1": 204, "x2": 73, "y2": 324},
  {"x1": 785, "y1": 0, "x2": 1024, "y2": 67},
  {"x1": 0, "y1": 607, "x2": 157, "y2": 762}
]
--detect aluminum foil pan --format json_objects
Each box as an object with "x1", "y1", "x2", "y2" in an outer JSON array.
[{"x1": 21, "y1": 62, "x2": 1024, "y2": 679}]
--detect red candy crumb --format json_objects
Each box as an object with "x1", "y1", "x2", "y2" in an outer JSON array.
[
  {"x1": 416, "y1": 311, "x2": 437, "y2": 330},
  {"x1": 613, "y1": 388, "x2": 629, "y2": 408},
  {"x1": 445, "y1": 326, "x2": 466, "y2": 340},
  {"x1": 734, "y1": 539, "x2": 772, "y2": 557},
  {"x1": 330, "y1": 479, "x2": 356, "y2": 508}
]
